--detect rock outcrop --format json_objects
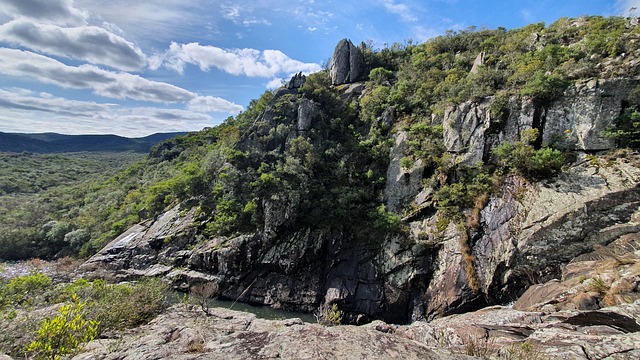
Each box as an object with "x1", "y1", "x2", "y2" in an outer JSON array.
[
  {"x1": 71, "y1": 305, "x2": 471, "y2": 360},
  {"x1": 80, "y1": 152, "x2": 640, "y2": 323},
  {"x1": 79, "y1": 43, "x2": 640, "y2": 323},
  {"x1": 443, "y1": 78, "x2": 639, "y2": 164},
  {"x1": 330, "y1": 39, "x2": 365, "y2": 85},
  {"x1": 69, "y1": 300, "x2": 640, "y2": 359}
]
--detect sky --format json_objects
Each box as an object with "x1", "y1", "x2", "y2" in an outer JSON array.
[{"x1": 0, "y1": 0, "x2": 637, "y2": 137}]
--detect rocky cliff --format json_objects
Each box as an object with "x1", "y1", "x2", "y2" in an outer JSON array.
[{"x1": 80, "y1": 17, "x2": 640, "y2": 330}]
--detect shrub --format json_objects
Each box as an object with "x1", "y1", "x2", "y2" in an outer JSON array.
[
  {"x1": 604, "y1": 107, "x2": 640, "y2": 149},
  {"x1": 190, "y1": 282, "x2": 218, "y2": 316},
  {"x1": 521, "y1": 72, "x2": 570, "y2": 104},
  {"x1": 494, "y1": 129, "x2": 565, "y2": 179},
  {"x1": 0, "y1": 272, "x2": 52, "y2": 309},
  {"x1": 91, "y1": 278, "x2": 170, "y2": 332},
  {"x1": 26, "y1": 295, "x2": 98, "y2": 360},
  {"x1": 315, "y1": 303, "x2": 343, "y2": 326},
  {"x1": 368, "y1": 67, "x2": 394, "y2": 85}
]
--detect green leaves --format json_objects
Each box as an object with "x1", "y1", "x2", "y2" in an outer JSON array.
[
  {"x1": 26, "y1": 296, "x2": 99, "y2": 360},
  {"x1": 0, "y1": 271, "x2": 52, "y2": 309},
  {"x1": 494, "y1": 129, "x2": 566, "y2": 179}
]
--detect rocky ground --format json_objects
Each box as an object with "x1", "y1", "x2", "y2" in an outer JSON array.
[
  {"x1": 65, "y1": 224, "x2": 640, "y2": 359},
  {"x1": 67, "y1": 299, "x2": 639, "y2": 360}
]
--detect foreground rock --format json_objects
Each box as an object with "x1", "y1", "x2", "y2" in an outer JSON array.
[
  {"x1": 72, "y1": 305, "x2": 470, "y2": 360},
  {"x1": 68, "y1": 298, "x2": 640, "y2": 360},
  {"x1": 400, "y1": 300, "x2": 640, "y2": 360}
]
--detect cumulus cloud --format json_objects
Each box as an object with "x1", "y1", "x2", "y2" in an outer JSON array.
[
  {"x1": 187, "y1": 96, "x2": 244, "y2": 113},
  {"x1": 0, "y1": 48, "x2": 243, "y2": 113},
  {"x1": 0, "y1": 19, "x2": 146, "y2": 71},
  {"x1": 158, "y1": 42, "x2": 321, "y2": 78},
  {"x1": 266, "y1": 78, "x2": 286, "y2": 89},
  {"x1": 0, "y1": 88, "x2": 236, "y2": 136},
  {"x1": 0, "y1": 48, "x2": 193, "y2": 102},
  {"x1": 381, "y1": 0, "x2": 417, "y2": 22},
  {"x1": 0, "y1": 0, "x2": 88, "y2": 26}
]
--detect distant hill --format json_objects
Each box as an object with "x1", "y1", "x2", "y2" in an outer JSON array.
[{"x1": 0, "y1": 132, "x2": 187, "y2": 153}]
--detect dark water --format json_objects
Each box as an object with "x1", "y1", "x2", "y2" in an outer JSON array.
[{"x1": 172, "y1": 293, "x2": 316, "y2": 323}]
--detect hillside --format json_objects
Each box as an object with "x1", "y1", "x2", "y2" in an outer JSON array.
[
  {"x1": 75, "y1": 15, "x2": 639, "y2": 320},
  {"x1": 0, "y1": 132, "x2": 186, "y2": 153},
  {"x1": 1, "y1": 15, "x2": 640, "y2": 359}
]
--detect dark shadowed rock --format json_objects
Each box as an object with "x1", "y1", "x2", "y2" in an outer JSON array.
[{"x1": 287, "y1": 72, "x2": 306, "y2": 89}]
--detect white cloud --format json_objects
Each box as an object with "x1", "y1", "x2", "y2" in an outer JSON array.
[
  {"x1": 266, "y1": 78, "x2": 285, "y2": 89},
  {"x1": 74, "y1": 0, "x2": 209, "y2": 43},
  {"x1": 0, "y1": 88, "x2": 112, "y2": 116},
  {"x1": 187, "y1": 96, "x2": 243, "y2": 113},
  {"x1": 0, "y1": 48, "x2": 193, "y2": 103},
  {"x1": 0, "y1": 19, "x2": 146, "y2": 71},
  {"x1": 158, "y1": 42, "x2": 321, "y2": 78},
  {"x1": 222, "y1": 4, "x2": 241, "y2": 21},
  {"x1": 381, "y1": 0, "x2": 417, "y2": 22},
  {"x1": 0, "y1": 0, "x2": 88, "y2": 26},
  {"x1": 0, "y1": 48, "x2": 244, "y2": 113},
  {"x1": 0, "y1": 88, "x2": 235, "y2": 136}
]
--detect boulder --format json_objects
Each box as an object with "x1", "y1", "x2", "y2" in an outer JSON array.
[{"x1": 330, "y1": 39, "x2": 365, "y2": 85}]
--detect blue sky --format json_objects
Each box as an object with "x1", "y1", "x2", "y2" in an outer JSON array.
[{"x1": 0, "y1": 0, "x2": 636, "y2": 137}]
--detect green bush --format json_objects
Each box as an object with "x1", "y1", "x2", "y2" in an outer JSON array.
[
  {"x1": 315, "y1": 303, "x2": 343, "y2": 326},
  {"x1": 521, "y1": 72, "x2": 570, "y2": 104},
  {"x1": 494, "y1": 129, "x2": 565, "y2": 179},
  {"x1": 90, "y1": 278, "x2": 170, "y2": 332},
  {"x1": 604, "y1": 107, "x2": 640, "y2": 149},
  {"x1": 0, "y1": 272, "x2": 52, "y2": 309},
  {"x1": 26, "y1": 295, "x2": 98, "y2": 360}
]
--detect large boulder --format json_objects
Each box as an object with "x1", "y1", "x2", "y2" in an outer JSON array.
[{"x1": 330, "y1": 39, "x2": 365, "y2": 85}]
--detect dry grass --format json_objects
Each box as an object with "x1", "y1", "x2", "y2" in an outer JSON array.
[
  {"x1": 586, "y1": 276, "x2": 610, "y2": 296},
  {"x1": 466, "y1": 193, "x2": 490, "y2": 230},
  {"x1": 457, "y1": 221, "x2": 480, "y2": 294},
  {"x1": 190, "y1": 282, "x2": 218, "y2": 316},
  {"x1": 462, "y1": 334, "x2": 495, "y2": 358}
]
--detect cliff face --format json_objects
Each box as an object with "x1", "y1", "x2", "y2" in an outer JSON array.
[
  {"x1": 442, "y1": 78, "x2": 638, "y2": 166},
  {"x1": 81, "y1": 27, "x2": 640, "y2": 325}
]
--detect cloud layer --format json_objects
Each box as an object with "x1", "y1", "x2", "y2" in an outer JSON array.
[
  {"x1": 158, "y1": 42, "x2": 321, "y2": 77},
  {"x1": 0, "y1": 0, "x2": 88, "y2": 26},
  {"x1": 0, "y1": 88, "x2": 222, "y2": 137},
  {"x1": 0, "y1": 19, "x2": 146, "y2": 71}
]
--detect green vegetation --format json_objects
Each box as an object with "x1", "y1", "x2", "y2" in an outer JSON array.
[
  {"x1": 315, "y1": 303, "x2": 344, "y2": 326},
  {"x1": 604, "y1": 86, "x2": 640, "y2": 149},
  {"x1": 26, "y1": 296, "x2": 99, "y2": 360},
  {"x1": 0, "y1": 273, "x2": 170, "y2": 358},
  {"x1": 494, "y1": 129, "x2": 566, "y2": 180},
  {"x1": 0, "y1": 16, "x2": 635, "y2": 264},
  {"x1": 0, "y1": 152, "x2": 143, "y2": 260},
  {"x1": 0, "y1": 271, "x2": 52, "y2": 308}
]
